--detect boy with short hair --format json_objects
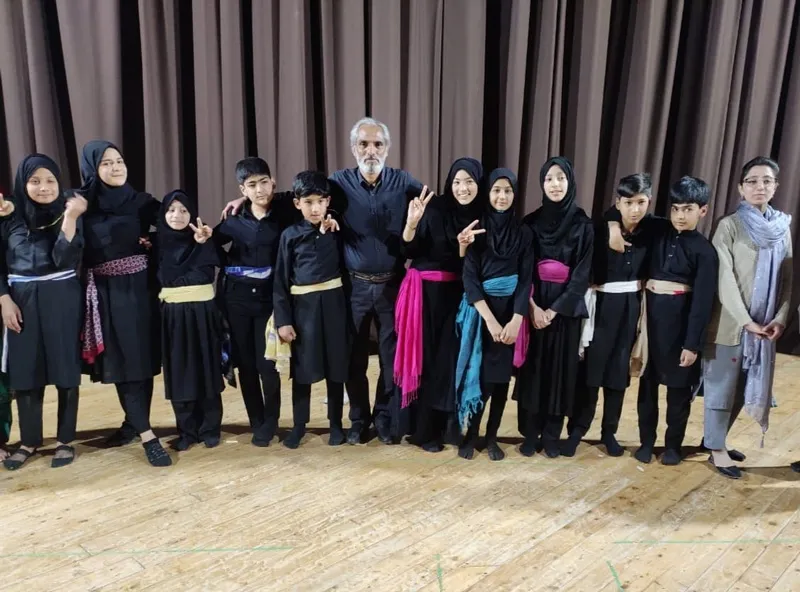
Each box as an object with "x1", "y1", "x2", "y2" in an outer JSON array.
[
  {"x1": 214, "y1": 157, "x2": 298, "y2": 446},
  {"x1": 272, "y1": 170, "x2": 349, "y2": 448},
  {"x1": 564, "y1": 173, "x2": 653, "y2": 457},
  {"x1": 607, "y1": 176, "x2": 718, "y2": 465}
]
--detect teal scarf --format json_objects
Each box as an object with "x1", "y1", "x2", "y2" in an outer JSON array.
[{"x1": 455, "y1": 274, "x2": 518, "y2": 429}]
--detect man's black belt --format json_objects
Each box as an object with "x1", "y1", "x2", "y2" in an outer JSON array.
[{"x1": 349, "y1": 270, "x2": 395, "y2": 284}]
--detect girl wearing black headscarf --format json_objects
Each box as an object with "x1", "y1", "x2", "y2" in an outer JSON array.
[
  {"x1": 157, "y1": 190, "x2": 223, "y2": 450},
  {"x1": 0, "y1": 154, "x2": 86, "y2": 470},
  {"x1": 514, "y1": 156, "x2": 594, "y2": 458},
  {"x1": 456, "y1": 168, "x2": 534, "y2": 461},
  {"x1": 395, "y1": 157, "x2": 484, "y2": 452},
  {"x1": 79, "y1": 140, "x2": 170, "y2": 467}
]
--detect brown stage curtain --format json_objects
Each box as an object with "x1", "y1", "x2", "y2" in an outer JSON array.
[{"x1": 1, "y1": 0, "x2": 800, "y2": 347}]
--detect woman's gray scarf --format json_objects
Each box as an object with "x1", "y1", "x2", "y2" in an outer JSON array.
[{"x1": 736, "y1": 201, "x2": 791, "y2": 435}]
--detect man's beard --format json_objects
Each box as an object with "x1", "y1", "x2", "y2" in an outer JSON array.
[{"x1": 357, "y1": 155, "x2": 386, "y2": 176}]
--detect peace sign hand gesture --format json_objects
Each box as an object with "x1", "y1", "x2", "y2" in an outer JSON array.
[
  {"x1": 189, "y1": 217, "x2": 213, "y2": 244},
  {"x1": 406, "y1": 185, "x2": 435, "y2": 228},
  {"x1": 319, "y1": 215, "x2": 340, "y2": 234},
  {"x1": 0, "y1": 194, "x2": 15, "y2": 217},
  {"x1": 457, "y1": 220, "x2": 486, "y2": 246}
]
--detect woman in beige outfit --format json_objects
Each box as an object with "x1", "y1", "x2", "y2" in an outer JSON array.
[{"x1": 703, "y1": 157, "x2": 792, "y2": 479}]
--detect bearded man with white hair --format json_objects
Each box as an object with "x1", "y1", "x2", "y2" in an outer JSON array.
[{"x1": 329, "y1": 118, "x2": 430, "y2": 446}]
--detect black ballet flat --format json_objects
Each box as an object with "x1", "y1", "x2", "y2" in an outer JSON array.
[
  {"x1": 204, "y1": 436, "x2": 221, "y2": 449},
  {"x1": 728, "y1": 449, "x2": 746, "y2": 462},
  {"x1": 791, "y1": 461, "x2": 800, "y2": 473},
  {"x1": 708, "y1": 456, "x2": 742, "y2": 479},
  {"x1": 3, "y1": 448, "x2": 35, "y2": 471},
  {"x1": 143, "y1": 439, "x2": 172, "y2": 467},
  {"x1": 51, "y1": 445, "x2": 75, "y2": 469}
]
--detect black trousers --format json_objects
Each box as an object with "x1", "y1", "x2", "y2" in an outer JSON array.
[
  {"x1": 568, "y1": 386, "x2": 625, "y2": 437},
  {"x1": 118, "y1": 378, "x2": 153, "y2": 438},
  {"x1": 346, "y1": 276, "x2": 399, "y2": 432},
  {"x1": 226, "y1": 296, "x2": 281, "y2": 439},
  {"x1": 637, "y1": 375, "x2": 692, "y2": 450},
  {"x1": 17, "y1": 387, "x2": 79, "y2": 448},
  {"x1": 464, "y1": 383, "x2": 509, "y2": 441},
  {"x1": 116, "y1": 380, "x2": 154, "y2": 435},
  {"x1": 172, "y1": 395, "x2": 223, "y2": 442},
  {"x1": 291, "y1": 380, "x2": 344, "y2": 427}
]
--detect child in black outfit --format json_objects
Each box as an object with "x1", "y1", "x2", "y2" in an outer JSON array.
[{"x1": 273, "y1": 171, "x2": 350, "y2": 448}]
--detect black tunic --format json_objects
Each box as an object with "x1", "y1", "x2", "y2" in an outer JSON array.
[
  {"x1": 514, "y1": 208, "x2": 594, "y2": 417},
  {"x1": 213, "y1": 194, "x2": 297, "y2": 319},
  {"x1": 82, "y1": 194, "x2": 162, "y2": 383},
  {"x1": 633, "y1": 214, "x2": 718, "y2": 388},
  {"x1": 273, "y1": 220, "x2": 349, "y2": 385},
  {"x1": 462, "y1": 231, "x2": 534, "y2": 384},
  {"x1": 157, "y1": 190, "x2": 224, "y2": 404},
  {"x1": 0, "y1": 216, "x2": 83, "y2": 390},
  {"x1": 401, "y1": 204, "x2": 466, "y2": 413},
  {"x1": 583, "y1": 212, "x2": 649, "y2": 390}
]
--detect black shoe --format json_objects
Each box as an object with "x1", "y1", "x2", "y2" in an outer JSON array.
[
  {"x1": 560, "y1": 433, "x2": 582, "y2": 457},
  {"x1": 543, "y1": 441, "x2": 560, "y2": 459},
  {"x1": 634, "y1": 445, "x2": 653, "y2": 464},
  {"x1": 486, "y1": 439, "x2": 505, "y2": 461},
  {"x1": 283, "y1": 426, "x2": 305, "y2": 449},
  {"x1": 252, "y1": 423, "x2": 275, "y2": 447},
  {"x1": 3, "y1": 447, "x2": 35, "y2": 471},
  {"x1": 520, "y1": 437, "x2": 538, "y2": 457},
  {"x1": 169, "y1": 437, "x2": 194, "y2": 452},
  {"x1": 729, "y1": 449, "x2": 747, "y2": 462},
  {"x1": 708, "y1": 456, "x2": 742, "y2": 479},
  {"x1": 347, "y1": 426, "x2": 364, "y2": 445},
  {"x1": 375, "y1": 421, "x2": 392, "y2": 445},
  {"x1": 51, "y1": 445, "x2": 75, "y2": 469},
  {"x1": 204, "y1": 436, "x2": 221, "y2": 449},
  {"x1": 422, "y1": 440, "x2": 444, "y2": 453},
  {"x1": 143, "y1": 440, "x2": 172, "y2": 467},
  {"x1": 329, "y1": 425, "x2": 346, "y2": 446},
  {"x1": 458, "y1": 436, "x2": 477, "y2": 460},
  {"x1": 661, "y1": 448, "x2": 682, "y2": 466},
  {"x1": 601, "y1": 432, "x2": 625, "y2": 457},
  {"x1": 791, "y1": 461, "x2": 800, "y2": 473},
  {"x1": 105, "y1": 429, "x2": 137, "y2": 448}
]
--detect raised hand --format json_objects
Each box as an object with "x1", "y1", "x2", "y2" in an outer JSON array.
[
  {"x1": 319, "y1": 215, "x2": 340, "y2": 234},
  {"x1": 457, "y1": 220, "x2": 486, "y2": 247},
  {"x1": 406, "y1": 185, "x2": 435, "y2": 228},
  {"x1": 64, "y1": 193, "x2": 88, "y2": 218},
  {"x1": 0, "y1": 194, "x2": 15, "y2": 217},
  {"x1": 189, "y1": 217, "x2": 213, "y2": 244}
]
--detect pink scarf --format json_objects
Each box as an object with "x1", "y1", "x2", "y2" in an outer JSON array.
[
  {"x1": 513, "y1": 285, "x2": 535, "y2": 368},
  {"x1": 537, "y1": 259, "x2": 570, "y2": 283},
  {"x1": 394, "y1": 268, "x2": 460, "y2": 407},
  {"x1": 82, "y1": 254, "x2": 149, "y2": 363}
]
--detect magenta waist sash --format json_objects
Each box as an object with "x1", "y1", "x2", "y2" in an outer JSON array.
[
  {"x1": 537, "y1": 259, "x2": 570, "y2": 284},
  {"x1": 394, "y1": 268, "x2": 460, "y2": 407}
]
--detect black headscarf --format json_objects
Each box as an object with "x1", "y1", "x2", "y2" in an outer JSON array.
[
  {"x1": 532, "y1": 156, "x2": 578, "y2": 246},
  {"x1": 438, "y1": 157, "x2": 485, "y2": 240},
  {"x1": 484, "y1": 167, "x2": 528, "y2": 259},
  {"x1": 13, "y1": 153, "x2": 66, "y2": 231},
  {"x1": 80, "y1": 140, "x2": 146, "y2": 215},
  {"x1": 157, "y1": 190, "x2": 202, "y2": 285}
]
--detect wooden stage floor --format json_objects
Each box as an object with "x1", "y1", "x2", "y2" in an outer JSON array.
[{"x1": 1, "y1": 355, "x2": 799, "y2": 592}]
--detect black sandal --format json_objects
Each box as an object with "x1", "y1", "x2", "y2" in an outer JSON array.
[
  {"x1": 51, "y1": 445, "x2": 76, "y2": 468},
  {"x1": 3, "y1": 447, "x2": 36, "y2": 471}
]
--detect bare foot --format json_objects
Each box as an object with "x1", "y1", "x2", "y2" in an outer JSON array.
[{"x1": 0, "y1": 448, "x2": 8, "y2": 461}]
